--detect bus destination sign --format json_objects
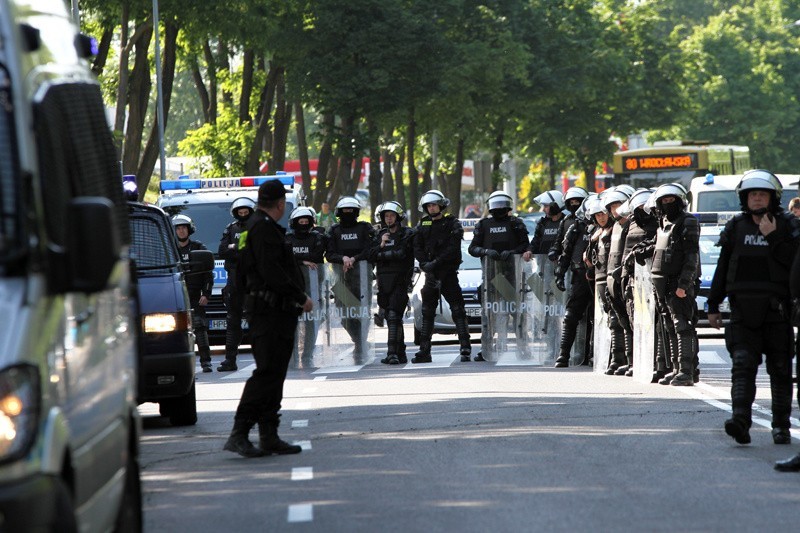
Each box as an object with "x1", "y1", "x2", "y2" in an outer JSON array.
[{"x1": 622, "y1": 153, "x2": 698, "y2": 172}]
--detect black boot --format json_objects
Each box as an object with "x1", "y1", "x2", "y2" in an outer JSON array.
[
  {"x1": 770, "y1": 371, "x2": 793, "y2": 441},
  {"x1": 381, "y1": 312, "x2": 402, "y2": 365},
  {"x1": 775, "y1": 453, "x2": 800, "y2": 472},
  {"x1": 217, "y1": 358, "x2": 238, "y2": 372},
  {"x1": 452, "y1": 306, "x2": 472, "y2": 362},
  {"x1": 670, "y1": 333, "x2": 695, "y2": 386},
  {"x1": 605, "y1": 327, "x2": 626, "y2": 375},
  {"x1": 555, "y1": 321, "x2": 577, "y2": 368},
  {"x1": 412, "y1": 309, "x2": 434, "y2": 364},
  {"x1": 199, "y1": 346, "x2": 212, "y2": 373},
  {"x1": 258, "y1": 417, "x2": 301, "y2": 455},
  {"x1": 724, "y1": 416, "x2": 751, "y2": 445},
  {"x1": 224, "y1": 420, "x2": 264, "y2": 457}
]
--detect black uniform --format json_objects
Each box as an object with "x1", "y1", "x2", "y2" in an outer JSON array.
[
  {"x1": 178, "y1": 239, "x2": 214, "y2": 368},
  {"x1": 368, "y1": 225, "x2": 415, "y2": 364},
  {"x1": 234, "y1": 209, "x2": 307, "y2": 439},
  {"x1": 554, "y1": 215, "x2": 593, "y2": 366},
  {"x1": 605, "y1": 218, "x2": 632, "y2": 374},
  {"x1": 589, "y1": 221, "x2": 615, "y2": 371},
  {"x1": 414, "y1": 214, "x2": 470, "y2": 358},
  {"x1": 287, "y1": 227, "x2": 327, "y2": 365},
  {"x1": 529, "y1": 215, "x2": 563, "y2": 256},
  {"x1": 650, "y1": 209, "x2": 700, "y2": 385},
  {"x1": 218, "y1": 217, "x2": 250, "y2": 368},
  {"x1": 469, "y1": 214, "x2": 529, "y2": 357},
  {"x1": 708, "y1": 211, "x2": 799, "y2": 442},
  {"x1": 325, "y1": 219, "x2": 376, "y2": 355}
]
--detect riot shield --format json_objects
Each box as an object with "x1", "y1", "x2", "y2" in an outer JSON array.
[
  {"x1": 631, "y1": 259, "x2": 657, "y2": 383},
  {"x1": 292, "y1": 264, "x2": 327, "y2": 369},
  {"x1": 480, "y1": 256, "x2": 536, "y2": 363},
  {"x1": 318, "y1": 261, "x2": 374, "y2": 366},
  {"x1": 592, "y1": 283, "x2": 612, "y2": 375},
  {"x1": 527, "y1": 255, "x2": 568, "y2": 365}
]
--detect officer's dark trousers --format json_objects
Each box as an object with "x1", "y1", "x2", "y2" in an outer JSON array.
[
  {"x1": 189, "y1": 291, "x2": 210, "y2": 365},
  {"x1": 419, "y1": 270, "x2": 470, "y2": 354},
  {"x1": 654, "y1": 278, "x2": 697, "y2": 376},
  {"x1": 559, "y1": 271, "x2": 592, "y2": 360},
  {"x1": 607, "y1": 275, "x2": 632, "y2": 369},
  {"x1": 234, "y1": 309, "x2": 298, "y2": 425},
  {"x1": 597, "y1": 279, "x2": 625, "y2": 371},
  {"x1": 725, "y1": 299, "x2": 793, "y2": 430},
  {"x1": 224, "y1": 279, "x2": 245, "y2": 363},
  {"x1": 377, "y1": 275, "x2": 410, "y2": 358}
]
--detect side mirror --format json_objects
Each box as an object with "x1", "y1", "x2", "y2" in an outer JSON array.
[
  {"x1": 185, "y1": 249, "x2": 214, "y2": 275},
  {"x1": 67, "y1": 197, "x2": 121, "y2": 293}
]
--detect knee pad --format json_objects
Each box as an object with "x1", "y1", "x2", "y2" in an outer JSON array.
[
  {"x1": 450, "y1": 305, "x2": 467, "y2": 321},
  {"x1": 731, "y1": 349, "x2": 759, "y2": 375}
]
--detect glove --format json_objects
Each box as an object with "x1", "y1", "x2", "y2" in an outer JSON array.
[
  {"x1": 555, "y1": 277, "x2": 566, "y2": 292},
  {"x1": 634, "y1": 250, "x2": 647, "y2": 266},
  {"x1": 499, "y1": 250, "x2": 513, "y2": 261},
  {"x1": 486, "y1": 249, "x2": 501, "y2": 260},
  {"x1": 421, "y1": 260, "x2": 437, "y2": 273}
]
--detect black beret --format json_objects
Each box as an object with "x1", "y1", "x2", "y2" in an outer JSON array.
[{"x1": 258, "y1": 179, "x2": 286, "y2": 203}]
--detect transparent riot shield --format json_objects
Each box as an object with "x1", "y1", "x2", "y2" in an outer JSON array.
[
  {"x1": 292, "y1": 264, "x2": 327, "y2": 369},
  {"x1": 318, "y1": 261, "x2": 374, "y2": 366},
  {"x1": 632, "y1": 259, "x2": 657, "y2": 383},
  {"x1": 527, "y1": 255, "x2": 568, "y2": 365},
  {"x1": 592, "y1": 282, "x2": 612, "y2": 375},
  {"x1": 564, "y1": 270, "x2": 591, "y2": 367},
  {"x1": 480, "y1": 256, "x2": 536, "y2": 363}
]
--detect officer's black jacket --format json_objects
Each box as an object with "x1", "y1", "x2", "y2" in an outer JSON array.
[
  {"x1": 549, "y1": 213, "x2": 578, "y2": 262},
  {"x1": 367, "y1": 226, "x2": 415, "y2": 276},
  {"x1": 218, "y1": 218, "x2": 249, "y2": 272},
  {"x1": 591, "y1": 222, "x2": 615, "y2": 282},
  {"x1": 558, "y1": 217, "x2": 590, "y2": 276},
  {"x1": 650, "y1": 211, "x2": 700, "y2": 292},
  {"x1": 325, "y1": 221, "x2": 376, "y2": 264},
  {"x1": 468, "y1": 215, "x2": 528, "y2": 257},
  {"x1": 709, "y1": 211, "x2": 800, "y2": 313},
  {"x1": 414, "y1": 214, "x2": 463, "y2": 272},
  {"x1": 239, "y1": 210, "x2": 307, "y2": 309},
  {"x1": 529, "y1": 215, "x2": 563, "y2": 254},
  {"x1": 287, "y1": 229, "x2": 326, "y2": 264},
  {"x1": 178, "y1": 240, "x2": 213, "y2": 298},
  {"x1": 621, "y1": 214, "x2": 658, "y2": 281}
]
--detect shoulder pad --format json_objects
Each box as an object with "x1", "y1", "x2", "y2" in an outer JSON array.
[{"x1": 420, "y1": 220, "x2": 432, "y2": 227}]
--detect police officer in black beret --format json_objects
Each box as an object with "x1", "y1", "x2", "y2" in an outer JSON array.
[{"x1": 224, "y1": 179, "x2": 313, "y2": 458}]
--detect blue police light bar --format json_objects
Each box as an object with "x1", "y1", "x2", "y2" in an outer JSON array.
[
  {"x1": 160, "y1": 175, "x2": 294, "y2": 193},
  {"x1": 704, "y1": 173, "x2": 715, "y2": 185}
]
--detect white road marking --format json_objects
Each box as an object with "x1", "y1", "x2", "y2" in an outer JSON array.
[
  {"x1": 295, "y1": 402, "x2": 311, "y2": 410},
  {"x1": 302, "y1": 387, "x2": 318, "y2": 393},
  {"x1": 313, "y1": 365, "x2": 366, "y2": 374},
  {"x1": 291, "y1": 419, "x2": 308, "y2": 428},
  {"x1": 292, "y1": 467, "x2": 313, "y2": 481},
  {"x1": 313, "y1": 376, "x2": 327, "y2": 381},
  {"x1": 698, "y1": 350, "x2": 728, "y2": 365},
  {"x1": 287, "y1": 504, "x2": 313, "y2": 523},
  {"x1": 294, "y1": 440, "x2": 312, "y2": 451},
  {"x1": 220, "y1": 363, "x2": 256, "y2": 380}
]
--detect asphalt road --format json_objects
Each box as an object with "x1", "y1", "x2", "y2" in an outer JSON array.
[{"x1": 139, "y1": 330, "x2": 800, "y2": 532}]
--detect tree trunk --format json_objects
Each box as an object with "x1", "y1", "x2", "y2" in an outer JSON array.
[
  {"x1": 136, "y1": 19, "x2": 178, "y2": 196},
  {"x1": 244, "y1": 64, "x2": 280, "y2": 175},
  {"x1": 121, "y1": 20, "x2": 153, "y2": 177},
  {"x1": 202, "y1": 40, "x2": 217, "y2": 124},
  {"x1": 421, "y1": 157, "x2": 432, "y2": 192},
  {"x1": 548, "y1": 148, "x2": 558, "y2": 190},
  {"x1": 394, "y1": 149, "x2": 406, "y2": 222},
  {"x1": 239, "y1": 49, "x2": 254, "y2": 124},
  {"x1": 190, "y1": 56, "x2": 210, "y2": 124},
  {"x1": 366, "y1": 117, "x2": 382, "y2": 212},
  {"x1": 381, "y1": 139, "x2": 394, "y2": 202},
  {"x1": 406, "y1": 110, "x2": 419, "y2": 226},
  {"x1": 313, "y1": 114, "x2": 335, "y2": 209},
  {"x1": 448, "y1": 138, "x2": 466, "y2": 217},
  {"x1": 114, "y1": 5, "x2": 131, "y2": 157},
  {"x1": 218, "y1": 40, "x2": 232, "y2": 106},
  {"x1": 295, "y1": 101, "x2": 313, "y2": 201},
  {"x1": 92, "y1": 26, "x2": 114, "y2": 76},
  {"x1": 270, "y1": 69, "x2": 288, "y2": 172},
  {"x1": 327, "y1": 114, "x2": 355, "y2": 204}
]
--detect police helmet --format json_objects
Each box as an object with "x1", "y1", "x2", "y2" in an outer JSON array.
[
  {"x1": 534, "y1": 190, "x2": 565, "y2": 210},
  {"x1": 289, "y1": 206, "x2": 316, "y2": 230},
  {"x1": 171, "y1": 214, "x2": 195, "y2": 235},
  {"x1": 230, "y1": 197, "x2": 256, "y2": 220},
  {"x1": 652, "y1": 183, "x2": 688, "y2": 208},
  {"x1": 379, "y1": 201, "x2": 406, "y2": 224},
  {"x1": 374, "y1": 203, "x2": 384, "y2": 223},
  {"x1": 486, "y1": 190, "x2": 514, "y2": 212},
  {"x1": 735, "y1": 169, "x2": 782, "y2": 211},
  {"x1": 564, "y1": 186, "x2": 589, "y2": 202},
  {"x1": 627, "y1": 188, "x2": 654, "y2": 212},
  {"x1": 601, "y1": 186, "x2": 631, "y2": 212},
  {"x1": 418, "y1": 189, "x2": 450, "y2": 213},
  {"x1": 575, "y1": 193, "x2": 597, "y2": 221},
  {"x1": 614, "y1": 184, "x2": 637, "y2": 198},
  {"x1": 584, "y1": 195, "x2": 606, "y2": 219},
  {"x1": 616, "y1": 199, "x2": 633, "y2": 219},
  {"x1": 335, "y1": 196, "x2": 361, "y2": 217}
]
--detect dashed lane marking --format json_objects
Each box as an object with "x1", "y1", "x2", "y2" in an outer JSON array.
[
  {"x1": 698, "y1": 350, "x2": 728, "y2": 365},
  {"x1": 292, "y1": 467, "x2": 313, "y2": 481},
  {"x1": 287, "y1": 504, "x2": 313, "y2": 523},
  {"x1": 294, "y1": 440, "x2": 312, "y2": 451},
  {"x1": 313, "y1": 376, "x2": 327, "y2": 381},
  {"x1": 291, "y1": 419, "x2": 308, "y2": 428}
]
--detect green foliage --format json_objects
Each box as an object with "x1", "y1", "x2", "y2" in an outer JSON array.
[{"x1": 178, "y1": 107, "x2": 257, "y2": 176}]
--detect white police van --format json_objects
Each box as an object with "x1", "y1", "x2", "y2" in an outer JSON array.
[
  {"x1": 0, "y1": 1, "x2": 141, "y2": 529},
  {"x1": 689, "y1": 173, "x2": 800, "y2": 213},
  {"x1": 157, "y1": 175, "x2": 304, "y2": 344}
]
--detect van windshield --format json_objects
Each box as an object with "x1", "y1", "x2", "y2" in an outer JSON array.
[
  {"x1": 0, "y1": 67, "x2": 22, "y2": 267},
  {"x1": 162, "y1": 201, "x2": 294, "y2": 257}
]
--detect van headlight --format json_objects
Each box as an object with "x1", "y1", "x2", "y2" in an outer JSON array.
[
  {"x1": 0, "y1": 365, "x2": 40, "y2": 464},
  {"x1": 143, "y1": 312, "x2": 190, "y2": 333}
]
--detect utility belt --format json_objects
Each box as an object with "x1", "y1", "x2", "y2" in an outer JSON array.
[{"x1": 245, "y1": 289, "x2": 301, "y2": 315}]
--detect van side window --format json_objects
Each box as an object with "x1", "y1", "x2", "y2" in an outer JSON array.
[
  {"x1": 129, "y1": 213, "x2": 180, "y2": 274},
  {"x1": 33, "y1": 83, "x2": 129, "y2": 246}
]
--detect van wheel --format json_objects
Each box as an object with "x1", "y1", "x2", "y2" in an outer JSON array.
[
  {"x1": 114, "y1": 454, "x2": 143, "y2": 533},
  {"x1": 169, "y1": 381, "x2": 197, "y2": 426}
]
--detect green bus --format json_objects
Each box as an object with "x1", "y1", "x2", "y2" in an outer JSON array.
[{"x1": 612, "y1": 141, "x2": 751, "y2": 188}]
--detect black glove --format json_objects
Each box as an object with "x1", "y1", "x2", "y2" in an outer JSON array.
[
  {"x1": 486, "y1": 249, "x2": 501, "y2": 260},
  {"x1": 500, "y1": 250, "x2": 513, "y2": 261},
  {"x1": 555, "y1": 277, "x2": 566, "y2": 292},
  {"x1": 421, "y1": 260, "x2": 437, "y2": 273},
  {"x1": 634, "y1": 250, "x2": 647, "y2": 266}
]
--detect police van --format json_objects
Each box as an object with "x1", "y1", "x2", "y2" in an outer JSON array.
[
  {"x1": 0, "y1": 1, "x2": 141, "y2": 530},
  {"x1": 689, "y1": 173, "x2": 799, "y2": 213},
  {"x1": 157, "y1": 175, "x2": 304, "y2": 344}
]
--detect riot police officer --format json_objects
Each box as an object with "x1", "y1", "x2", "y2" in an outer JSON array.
[
  {"x1": 553, "y1": 192, "x2": 594, "y2": 367},
  {"x1": 217, "y1": 197, "x2": 255, "y2": 372},
  {"x1": 528, "y1": 190, "x2": 565, "y2": 256},
  {"x1": 173, "y1": 215, "x2": 214, "y2": 372},
  {"x1": 646, "y1": 183, "x2": 699, "y2": 387},
  {"x1": 468, "y1": 190, "x2": 529, "y2": 361},
  {"x1": 325, "y1": 196, "x2": 376, "y2": 355},
  {"x1": 413, "y1": 189, "x2": 471, "y2": 363},
  {"x1": 287, "y1": 206, "x2": 327, "y2": 366},
  {"x1": 548, "y1": 187, "x2": 590, "y2": 265},
  {"x1": 368, "y1": 201, "x2": 415, "y2": 365},
  {"x1": 585, "y1": 191, "x2": 616, "y2": 371},
  {"x1": 604, "y1": 187, "x2": 634, "y2": 375},
  {"x1": 706, "y1": 171, "x2": 799, "y2": 447}
]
